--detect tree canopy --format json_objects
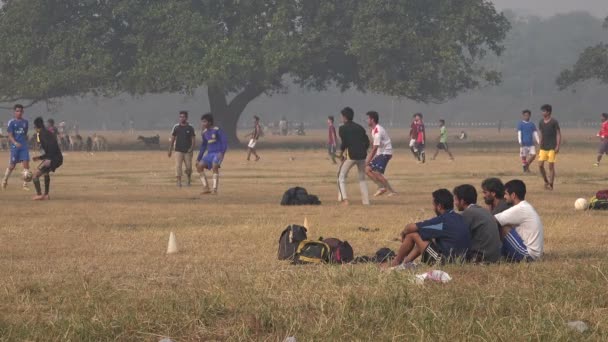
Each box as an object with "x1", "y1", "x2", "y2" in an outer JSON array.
[
  {"x1": 0, "y1": 0, "x2": 510, "y2": 143},
  {"x1": 557, "y1": 16, "x2": 608, "y2": 89}
]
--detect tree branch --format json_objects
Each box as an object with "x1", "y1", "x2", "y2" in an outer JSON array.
[
  {"x1": 227, "y1": 83, "x2": 267, "y2": 115},
  {"x1": 0, "y1": 98, "x2": 40, "y2": 109}
]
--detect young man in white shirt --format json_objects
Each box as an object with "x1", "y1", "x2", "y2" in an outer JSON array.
[
  {"x1": 494, "y1": 179, "x2": 544, "y2": 262},
  {"x1": 365, "y1": 111, "x2": 397, "y2": 197}
]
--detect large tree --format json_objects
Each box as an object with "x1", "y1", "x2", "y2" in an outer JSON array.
[
  {"x1": 557, "y1": 16, "x2": 608, "y2": 89},
  {"x1": 0, "y1": 0, "x2": 509, "y2": 144}
]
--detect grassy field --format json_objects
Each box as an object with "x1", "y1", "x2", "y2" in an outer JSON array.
[{"x1": 1, "y1": 129, "x2": 608, "y2": 341}]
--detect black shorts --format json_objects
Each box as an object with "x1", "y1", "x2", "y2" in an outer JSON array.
[
  {"x1": 599, "y1": 140, "x2": 608, "y2": 155},
  {"x1": 38, "y1": 158, "x2": 63, "y2": 174},
  {"x1": 421, "y1": 242, "x2": 444, "y2": 265},
  {"x1": 436, "y1": 143, "x2": 448, "y2": 150}
]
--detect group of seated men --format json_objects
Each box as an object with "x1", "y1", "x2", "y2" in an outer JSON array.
[{"x1": 390, "y1": 178, "x2": 544, "y2": 267}]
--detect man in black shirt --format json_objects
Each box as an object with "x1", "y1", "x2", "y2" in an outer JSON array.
[
  {"x1": 337, "y1": 107, "x2": 370, "y2": 205},
  {"x1": 168, "y1": 111, "x2": 196, "y2": 187},
  {"x1": 32, "y1": 117, "x2": 63, "y2": 201},
  {"x1": 538, "y1": 104, "x2": 561, "y2": 190}
]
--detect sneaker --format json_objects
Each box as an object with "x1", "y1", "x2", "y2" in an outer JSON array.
[
  {"x1": 390, "y1": 262, "x2": 418, "y2": 271},
  {"x1": 373, "y1": 188, "x2": 388, "y2": 197},
  {"x1": 594, "y1": 162, "x2": 600, "y2": 167}
]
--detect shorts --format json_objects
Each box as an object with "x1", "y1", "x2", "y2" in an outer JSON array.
[
  {"x1": 436, "y1": 142, "x2": 449, "y2": 150},
  {"x1": 421, "y1": 242, "x2": 444, "y2": 265},
  {"x1": 328, "y1": 144, "x2": 336, "y2": 155},
  {"x1": 502, "y1": 229, "x2": 532, "y2": 262},
  {"x1": 248, "y1": 139, "x2": 257, "y2": 149},
  {"x1": 599, "y1": 140, "x2": 608, "y2": 155},
  {"x1": 9, "y1": 147, "x2": 29, "y2": 164},
  {"x1": 415, "y1": 142, "x2": 425, "y2": 151},
  {"x1": 520, "y1": 146, "x2": 536, "y2": 158},
  {"x1": 369, "y1": 154, "x2": 392, "y2": 174},
  {"x1": 200, "y1": 152, "x2": 223, "y2": 169},
  {"x1": 538, "y1": 149, "x2": 556, "y2": 163},
  {"x1": 38, "y1": 158, "x2": 62, "y2": 174}
]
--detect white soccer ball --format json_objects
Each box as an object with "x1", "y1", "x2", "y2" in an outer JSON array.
[
  {"x1": 574, "y1": 198, "x2": 588, "y2": 211},
  {"x1": 22, "y1": 170, "x2": 33, "y2": 182}
]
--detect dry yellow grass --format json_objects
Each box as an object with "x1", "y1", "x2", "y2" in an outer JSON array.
[{"x1": 1, "y1": 129, "x2": 608, "y2": 341}]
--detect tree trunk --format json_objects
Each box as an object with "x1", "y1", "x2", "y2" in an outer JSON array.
[{"x1": 207, "y1": 84, "x2": 266, "y2": 147}]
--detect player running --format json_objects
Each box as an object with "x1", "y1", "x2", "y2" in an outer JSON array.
[
  {"x1": 31, "y1": 117, "x2": 63, "y2": 200},
  {"x1": 517, "y1": 110, "x2": 539, "y2": 172},
  {"x1": 196, "y1": 113, "x2": 228, "y2": 195},
  {"x1": 365, "y1": 111, "x2": 397, "y2": 197},
  {"x1": 2, "y1": 104, "x2": 31, "y2": 190},
  {"x1": 594, "y1": 113, "x2": 608, "y2": 167},
  {"x1": 538, "y1": 104, "x2": 561, "y2": 191},
  {"x1": 431, "y1": 119, "x2": 454, "y2": 161},
  {"x1": 246, "y1": 115, "x2": 261, "y2": 161}
]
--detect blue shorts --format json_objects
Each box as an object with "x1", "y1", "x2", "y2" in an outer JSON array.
[
  {"x1": 502, "y1": 229, "x2": 531, "y2": 262},
  {"x1": 10, "y1": 147, "x2": 30, "y2": 164},
  {"x1": 200, "y1": 152, "x2": 223, "y2": 169},
  {"x1": 369, "y1": 154, "x2": 392, "y2": 174}
]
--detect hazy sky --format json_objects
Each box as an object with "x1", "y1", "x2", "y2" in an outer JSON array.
[{"x1": 493, "y1": 0, "x2": 608, "y2": 18}]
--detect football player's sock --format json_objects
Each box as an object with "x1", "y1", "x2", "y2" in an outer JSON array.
[
  {"x1": 33, "y1": 178, "x2": 42, "y2": 195},
  {"x1": 199, "y1": 173, "x2": 209, "y2": 188},
  {"x1": 2, "y1": 168, "x2": 12, "y2": 182},
  {"x1": 44, "y1": 175, "x2": 50, "y2": 195},
  {"x1": 212, "y1": 174, "x2": 219, "y2": 191}
]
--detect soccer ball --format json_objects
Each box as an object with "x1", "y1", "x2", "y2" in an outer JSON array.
[
  {"x1": 22, "y1": 170, "x2": 33, "y2": 182},
  {"x1": 574, "y1": 198, "x2": 588, "y2": 211}
]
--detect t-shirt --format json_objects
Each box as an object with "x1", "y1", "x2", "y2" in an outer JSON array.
[
  {"x1": 328, "y1": 124, "x2": 337, "y2": 145},
  {"x1": 415, "y1": 122, "x2": 425, "y2": 144},
  {"x1": 171, "y1": 123, "x2": 196, "y2": 153},
  {"x1": 599, "y1": 121, "x2": 608, "y2": 139},
  {"x1": 440, "y1": 126, "x2": 447, "y2": 143},
  {"x1": 338, "y1": 121, "x2": 369, "y2": 160},
  {"x1": 371, "y1": 124, "x2": 392, "y2": 155},
  {"x1": 7, "y1": 118, "x2": 28, "y2": 147},
  {"x1": 495, "y1": 200, "x2": 544, "y2": 259},
  {"x1": 416, "y1": 210, "x2": 471, "y2": 260},
  {"x1": 37, "y1": 128, "x2": 63, "y2": 162},
  {"x1": 461, "y1": 204, "x2": 502, "y2": 263},
  {"x1": 491, "y1": 199, "x2": 512, "y2": 215},
  {"x1": 518, "y1": 120, "x2": 537, "y2": 147},
  {"x1": 538, "y1": 118, "x2": 560, "y2": 150},
  {"x1": 197, "y1": 127, "x2": 228, "y2": 161}
]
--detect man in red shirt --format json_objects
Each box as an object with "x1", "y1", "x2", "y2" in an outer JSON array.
[
  {"x1": 327, "y1": 116, "x2": 338, "y2": 164},
  {"x1": 595, "y1": 113, "x2": 608, "y2": 167},
  {"x1": 414, "y1": 113, "x2": 426, "y2": 163},
  {"x1": 408, "y1": 115, "x2": 419, "y2": 161}
]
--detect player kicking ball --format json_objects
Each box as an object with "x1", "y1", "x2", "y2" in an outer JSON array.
[
  {"x1": 196, "y1": 113, "x2": 228, "y2": 195},
  {"x1": 31, "y1": 117, "x2": 63, "y2": 200}
]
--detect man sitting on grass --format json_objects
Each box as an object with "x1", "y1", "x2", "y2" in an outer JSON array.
[
  {"x1": 389, "y1": 189, "x2": 471, "y2": 268},
  {"x1": 453, "y1": 184, "x2": 501, "y2": 263},
  {"x1": 494, "y1": 180, "x2": 544, "y2": 262}
]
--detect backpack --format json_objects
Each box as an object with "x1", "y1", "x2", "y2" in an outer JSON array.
[
  {"x1": 293, "y1": 240, "x2": 331, "y2": 264},
  {"x1": 280, "y1": 187, "x2": 321, "y2": 205},
  {"x1": 589, "y1": 196, "x2": 608, "y2": 210},
  {"x1": 596, "y1": 190, "x2": 608, "y2": 200},
  {"x1": 278, "y1": 225, "x2": 308, "y2": 260},
  {"x1": 322, "y1": 238, "x2": 354, "y2": 263}
]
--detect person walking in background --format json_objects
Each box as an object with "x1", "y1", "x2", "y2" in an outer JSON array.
[
  {"x1": 168, "y1": 110, "x2": 196, "y2": 187},
  {"x1": 538, "y1": 104, "x2": 561, "y2": 190},
  {"x1": 337, "y1": 107, "x2": 370, "y2": 206},
  {"x1": 279, "y1": 117, "x2": 288, "y2": 136},
  {"x1": 327, "y1": 116, "x2": 338, "y2": 164},
  {"x1": 413, "y1": 113, "x2": 426, "y2": 163},
  {"x1": 431, "y1": 119, "x2": 454, "y2": 161},
  {"x1": 594, "y1": 113, "x2": 608, "y2": 167},
  {"x1": 246, "y1": 115, "x2": 261, "y2": 161},
  {"x1": 517, "y1": 110, "x2": 539, "y2": 173}
]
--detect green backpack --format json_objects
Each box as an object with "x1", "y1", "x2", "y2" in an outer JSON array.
[{"x1": 292, "y1": 240, "x2": 331, "y2": 264}]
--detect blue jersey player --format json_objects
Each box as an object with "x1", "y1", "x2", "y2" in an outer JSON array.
[
  {"x1": 196, "y1": 113, "x2": 228, "y2": 195},
  {"x1": 2, "y1": 104, "x2": 31, "y2": 190}
]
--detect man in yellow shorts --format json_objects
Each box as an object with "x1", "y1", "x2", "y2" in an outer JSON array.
[{"x1": 538, "y1": 104, "x2": 561, "y2": 190}]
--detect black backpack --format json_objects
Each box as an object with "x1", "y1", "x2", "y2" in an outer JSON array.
[
  {"x1": 280, "y1": 187, "x2": 321, "y2": 205},
  {"x1": 278, "y1": 225, "x2": 308, "y2": 260},
  {"x1": 322, "y1": 238, "x2": 354, "y2": 263}
]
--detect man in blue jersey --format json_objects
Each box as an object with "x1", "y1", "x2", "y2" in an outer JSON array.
[
  {"x1": 2, "y1": 104, "x2": 31, "y2": 190},
  {"x1": 517, "y1": 110, "x2": 540, "y2": 173},
  {"x1": 196, "y1": 113, "x2": 228, "y2": 195}
]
